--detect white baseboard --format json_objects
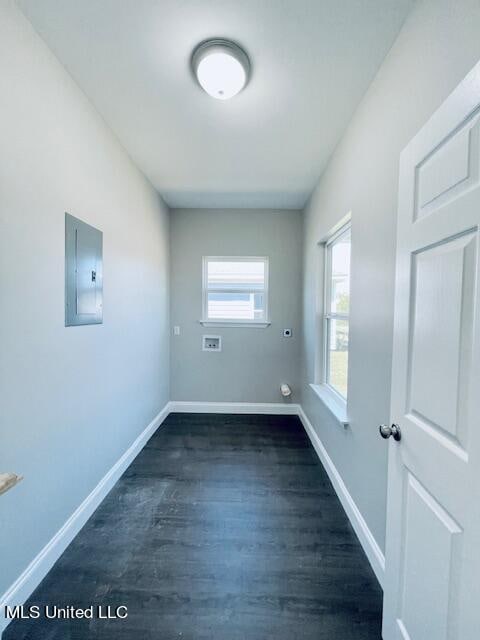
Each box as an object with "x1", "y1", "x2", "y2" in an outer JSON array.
[
  {"x1": 0, "y1": 403, "x2": 170, "y2": 636},
  {"x1": 1, "y1": 400, "x2": 384, "y2": 637},
  {"x1": 169, "y1": 401, "x2": 301, "y2": 415},
  {"x1": 297, "y1": 407, "x2": 386, "y2": 588}
]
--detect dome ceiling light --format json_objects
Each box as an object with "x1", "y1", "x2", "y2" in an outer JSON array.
[{"x1": 191, "y1": 38, "x2": 250, "y2": 100}]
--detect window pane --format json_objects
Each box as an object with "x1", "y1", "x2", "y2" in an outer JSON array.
[
  {"x1": 207, "y1": 261, "x2": 265, "y2": 291},
  {"x1": 327, "y1": 319, "x2": 349, "y2": 398},
  {"x1": 207, "y1": 292, "x2": 264, "y2": 320},
  {"x1": 253, "y1": 293, "x2": 265, "y2": 319},
  {"x1": 330, "y1": 229, "x2": 351, "y2": 314}
]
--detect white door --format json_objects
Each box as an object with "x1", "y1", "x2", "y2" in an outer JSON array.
[{"x1": 383, "y1": 61, "x2": 480, "y2": 640}]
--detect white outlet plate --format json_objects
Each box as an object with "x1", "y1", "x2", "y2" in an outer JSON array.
[{"x1": 202, "y1": 335, "x2": 222, "y2": 352}]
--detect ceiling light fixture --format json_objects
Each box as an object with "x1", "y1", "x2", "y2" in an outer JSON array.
[{"x1": 191, "y1": 38, "x2": 250, "y2": 100}]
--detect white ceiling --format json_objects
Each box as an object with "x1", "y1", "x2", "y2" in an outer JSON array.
[{"x1": 19, "y1": 0, "x2": 413, "y2": 210}]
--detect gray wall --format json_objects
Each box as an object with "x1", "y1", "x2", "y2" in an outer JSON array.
[
  {"x1": 301, "y1": 0, "x2": 480, "y2": 555},
  {"x1": 0, "y1": 2, "x2": 170, "y2": 598},
  {"x1": 170, "y1": 209, "x2": 302, "y2": 403},
  {"x1": 3, "y1": 0, "x2": 480, "y2": 605}
]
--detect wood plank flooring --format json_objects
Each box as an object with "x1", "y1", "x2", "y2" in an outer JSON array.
[{"x1": 4, "y1": 413, "x2": 383, "y2": 639}]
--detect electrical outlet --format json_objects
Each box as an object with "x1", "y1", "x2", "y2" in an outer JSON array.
[{"x1": 173, "y1": 326, "x2": 180, "y2": 335}]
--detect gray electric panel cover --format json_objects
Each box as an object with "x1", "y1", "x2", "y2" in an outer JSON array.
[{"x1": 65, "y1": 213, "x2": 103, "y2": 326}]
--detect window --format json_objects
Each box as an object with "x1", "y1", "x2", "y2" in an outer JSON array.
[
  {"x1": 202, "y1": 257, "x2": 269, "y2": 326},
  {"x1": 323, "y1": 223, "x2": 351, "y2": 399}
]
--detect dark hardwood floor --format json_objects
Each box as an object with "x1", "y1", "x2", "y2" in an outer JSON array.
[{"x1": 4, "y1": 413, "x2": 383, "y2": 639}]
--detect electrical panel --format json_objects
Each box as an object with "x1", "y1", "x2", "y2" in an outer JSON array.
[{"x1": 65, "y1": 213, "x2": 103, "y2": 326}]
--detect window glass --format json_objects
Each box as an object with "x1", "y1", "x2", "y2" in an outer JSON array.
[
  {"x1": 329, "y1": 229, "x2": 351, "y2": 314},
  {"x1": 207, "y1": 261, "x2": 265, "y2": 291},
  {"x1": 327, "y1": 319, "x2": 349, "y2": 398},
  {"x1": 204, "y1": 258, "x2": 268, "y2": 322},
  {"x1": 324, "y1": 224, "x2": 351, "y2": 399},
  {"x1": 207, "y1": 292, "x2": 265, "y2": 320}
]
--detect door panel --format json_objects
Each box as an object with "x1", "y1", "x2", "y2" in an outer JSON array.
[
  {"x1": 383, "y1": 61, "x2": 480, "y2": 640},
  {"x1": 408, "y1": 232, "x2": 476, "y2": 447},
  {"x1": 398, "y1": 473, "x2": 462, "y2": 640},
  {"x1": 415, "y1": 112, "x2": 480, "y2": 219}
]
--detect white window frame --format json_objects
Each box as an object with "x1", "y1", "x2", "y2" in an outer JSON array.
[
  {"x1": 323, "y1": 223, "x2": 350, "y2": 398},
  {"x1": 200, "y1": 256, "x2": 270, "y2": 328},
  {"x1": 310, "y1": 217, "x2": 351, "y2": 427}
]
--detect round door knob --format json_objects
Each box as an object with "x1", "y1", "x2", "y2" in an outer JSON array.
[{"x1": 379, "y1": 424, "x2": 401, "y2": 441}]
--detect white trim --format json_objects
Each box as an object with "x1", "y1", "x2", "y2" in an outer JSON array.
[
  {"x1": 297, "y1": 406, "x2": 385, "y2": 587},
  {"x1": 169, "y1": 401, "x2": 300, "y2": 415},
  {"x1": 309, "y1": 383, "x2": 349, "y2": 427},
  {"x1": 318, "y1": 211, "x2": 352, "y2": 245},
  {"x1": 199, "y1": 320, "x2": 271, "y2": 328},
  {"x1": 0, "y1": 403, "x2": 171, "y2": 635}
]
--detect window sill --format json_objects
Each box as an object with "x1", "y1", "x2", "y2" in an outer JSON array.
[
  {"x1": 309, "y1": 383, "x2": 349, "y2": 427},
  {"x1": 199, "y1": 320, "x2": 271, "y2": 328}
]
